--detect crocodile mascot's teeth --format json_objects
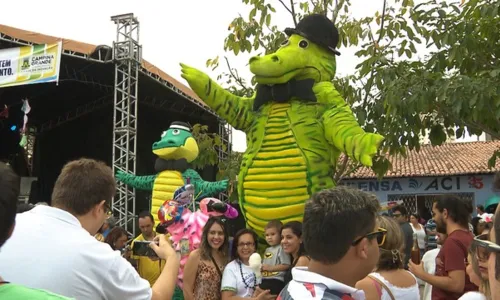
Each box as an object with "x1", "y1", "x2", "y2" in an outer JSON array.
[{"x1": 180, "y1": 14, "x2": 384, "y2": 247}]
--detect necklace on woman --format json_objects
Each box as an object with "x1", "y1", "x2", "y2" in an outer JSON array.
[{"x1": 238, "y1": 259, "x2": 256, "y2": 290}]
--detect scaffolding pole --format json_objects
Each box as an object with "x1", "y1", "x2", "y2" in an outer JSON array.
[
  {"x1": 218, "y1": 120, "x2": 232, "y2": 202},
  {"x1": 111, "y1": 13, "x2": 141, "y2": 236}
]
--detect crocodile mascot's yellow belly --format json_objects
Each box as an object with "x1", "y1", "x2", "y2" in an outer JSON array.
[
  {"x1": 151, "y1": 170, "x2": 185, "y2": 225},
  {"x1": 242, "y1": 103, "x2": 312, "y2": 236}
]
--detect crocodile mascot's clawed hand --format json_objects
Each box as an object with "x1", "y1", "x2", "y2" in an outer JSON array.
[{"x1": 181, "y1": 14, "x2": 384, "y2": 238}]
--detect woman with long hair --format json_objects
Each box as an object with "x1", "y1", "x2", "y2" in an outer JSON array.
[
  {"x1": 183, "y1": 217, "x2": 230, "y2": 300},
  {"x1": 409, "y1": 213, "x2": 426, "y2": 256},
  {"x1": 104, "y1": 227, "x2": 128, "y2": 251},
  {"x1": 281, "y1": 221, "x2": 309, "y2": 285},
  {"x1": 356, "y1": 216, "x2": 420, "y2": 300}
]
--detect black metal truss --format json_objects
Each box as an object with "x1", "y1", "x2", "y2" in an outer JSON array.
[
  {"x1": 39, "y1": 95, "x2": 112, "y2": 133},
  {"x1": 218, "y1": 120, "x2": 232, "y2": 202},
  {"x1": 59, "y1": 64, "x2": 114, "y2": 92},
  {"x1": 140, "y1": 68, "x2": 218, "y2": 118},
  {"x1": 140, "y1": 96, "x2": 215, "y2": 121}
]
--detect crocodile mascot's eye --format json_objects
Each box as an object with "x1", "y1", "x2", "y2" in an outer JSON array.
[
  {"x1": 172, "y1": 129, "x2": 180, "y2": 135},
  {"x1": 299, "y1": 40, "x2": 309, "y2": 48},
  {"x1": 161, "y1": 131, "x2": 167, "y2": 138},
  {"x1": 280, "y1": 39, "x2": 290, "y2": 47}
]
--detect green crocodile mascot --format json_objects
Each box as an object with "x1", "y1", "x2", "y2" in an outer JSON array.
[
  {"x1": 180, "y1": 14, "x2": 384, "y2": 237},
  {"x1": 115, "y1": 121, "x2": 229, "y2": 225}
]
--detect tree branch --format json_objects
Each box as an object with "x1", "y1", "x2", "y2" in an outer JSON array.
[
  {"x1": 434, "y1": 103, "x2": 500, "y2": 141},
  {"x1": 310, "y1": 0, "x2": 319, "y2": 11},
  {"x1": 333, "y1": 155, "x2": 363, "y2": 183},
  {"x1": 338, "y1": 163, "x2": 362, "y2": 183},
  {"x1": 322, "y1": 0, "x2": 329, "y2": 15},
  {"x1": 376, "y1": 0, "x2": 387, "y2": 45},
  {"x1": 463, "y1": 120, "x2": 500, "y2": 140},
  {"x1": 278, "y1": 0, "x2": 298, "y2": 26},
  {"x1": 333, "y1": 155, "x2": 349, "y2": 183},
  {"x1": 361, "y1": 0, "x2": 387, "y2": 112},
  {"x1": 332, "y1": 0, "x2": 341, "y2": 23},
  {"x1": 224, "y1": 56, "x2": 251, "y2": 94},
  {"x1": 290, "y1": 0, "x2": 298, "y2": 26}
]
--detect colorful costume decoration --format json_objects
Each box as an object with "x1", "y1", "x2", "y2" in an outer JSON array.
[
  {"x1": 157, "y1": 184, "x2": 196, "y2": 226},
  {"x1": 157, "y1": 185, "x2": 238, "y2": 292},
  {"x1": 19, "y1": 99, "x2": 31, "y2": 147},
  {"x1": 115, "y1": 121, "x2": 229, "y2": 225},
  {"x1": 180, "y1": 14, "x2": 384, "y2": 237}
]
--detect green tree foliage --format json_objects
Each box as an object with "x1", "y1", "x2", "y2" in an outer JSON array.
[
  {"x1": 190, "y1": 124, "x2": 226, "y2": 169},
  {"x1": 217, "y1": 151, "x2": 244, "y2": 202},
  {"x1": 191, "y1": 124, "x2": 241, "y2": 199},
  {"x1": 207, "y1": 0, "x2": 500, "y2": 179}
]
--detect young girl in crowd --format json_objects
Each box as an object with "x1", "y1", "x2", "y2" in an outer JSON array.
[{"x1": 183, "y1": 217, "x2": 230, "y2": 300}]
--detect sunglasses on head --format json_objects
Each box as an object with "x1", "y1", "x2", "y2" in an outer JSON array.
[
  {"x1": 472, "y1": 234, "x2": 500, "y2": 261},
  {"x1": 352, "y1": 227, "x2": 387, "y2": 246}
]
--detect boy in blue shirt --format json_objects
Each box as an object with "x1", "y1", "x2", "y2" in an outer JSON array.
[{"x1": 260, "y1": 220, "x2": 291, "y2": 295}]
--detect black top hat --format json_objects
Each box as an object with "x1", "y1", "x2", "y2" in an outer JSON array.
[{"x1": 284, "y1": 14, "x2": 341, "y2": 56}]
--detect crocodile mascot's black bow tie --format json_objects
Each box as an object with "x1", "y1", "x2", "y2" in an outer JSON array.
[{"x1": 253, "y1": 78, "x2": 317, "y2": 111}]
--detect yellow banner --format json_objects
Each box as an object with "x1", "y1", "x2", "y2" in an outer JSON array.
[{"x1": 0, "y1": 42, "x2": 62, "y2": 88}]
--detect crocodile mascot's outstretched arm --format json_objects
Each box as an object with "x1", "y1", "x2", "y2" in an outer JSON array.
[
  {"x1": 180, "y1": 14, "x2": 385, "y2": 245},
  {"x1": 180, "y1": 63, "x2": 256, "y2": 133},
  {"x1": 115, "y1": 171, "x2": 156, "y2": 191},
  {"x1": 316, "y1": 82, "x2": 384, "y2": 167},
  {"x1": 182, "y1": 169, "x2": 229, "y2": 199}
]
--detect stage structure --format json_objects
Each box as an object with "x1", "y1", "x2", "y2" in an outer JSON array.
[
  {"x1": 110, "y1": 13, "x2": 141, "y2": 235},
  {"x1": 218, "y1": 120, "x2": 232, "y2": 202},
  {"x1": 0, "y1": 15, "x2": 232, "y2": 237}
]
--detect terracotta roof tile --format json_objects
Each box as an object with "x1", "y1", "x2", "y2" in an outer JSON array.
[{"x1": 346, "y1": 141, "x2": 500, "y2": 179}]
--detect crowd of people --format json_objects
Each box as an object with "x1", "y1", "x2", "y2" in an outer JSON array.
[{"x1": 0, "y1": 158, "x2": 500, "y2": 300}]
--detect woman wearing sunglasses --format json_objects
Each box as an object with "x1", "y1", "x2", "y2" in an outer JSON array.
[
  {"x1": 356, "y1": 216, "x2": 420, "y2": 300},
  {"x1": 482, "y1": 208, "x2": 500, "y2": 300},
  {"x1": 458, "y1": 235, "x2": 491, "y2": 300}
]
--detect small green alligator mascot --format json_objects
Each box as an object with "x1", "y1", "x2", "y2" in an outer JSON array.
[
  {"x1": 180, "y1": 14, "x2": 384, "y2": 237},
  {"x1": 115, "y1": 121, "x2": 229, "y2": 225}
]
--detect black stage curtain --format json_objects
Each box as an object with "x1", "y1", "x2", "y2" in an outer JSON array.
[{"x1": 34, "y1": 107, "x2": 113, "y2": 204}]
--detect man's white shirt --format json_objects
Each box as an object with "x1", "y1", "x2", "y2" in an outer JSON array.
[
  {"x1": 421, "y1": 248, "x2": 440, "y2": 300},
  {"x1": 0, "y1": 206, "x2": 152, "y2": 300}
]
